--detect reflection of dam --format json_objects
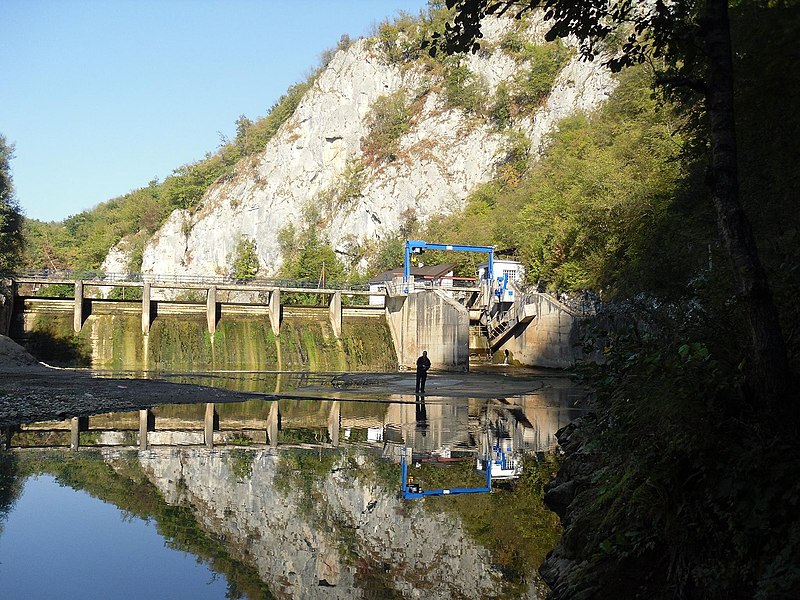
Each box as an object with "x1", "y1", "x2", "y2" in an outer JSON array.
[
  {"x1": 3, "y1": 443, "x2": 548, "y2": 599},
  {"x1": 387, "y1": 377, "x2": 587, "y2": 456},
  {"x1": 4, "y1": 377, "x2": 588, "y2": 458},
  {"x1": 1, "y1": 382, "x2": 586, "y2": 598},
  {"x1": 4, "y1": 400, "x2": 354, "y2": 450}
]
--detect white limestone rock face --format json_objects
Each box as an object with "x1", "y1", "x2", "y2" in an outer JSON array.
[
  {"x1": 138, "y1": 14, "x2": 617, "y2": 280},
  {"x1": 101, "y1": 242, "x2": 130, "y2": 274},
  {"x1": 99, "y1": 235, "x2": 142, "y2": 297},
  {"x1": 142, "y1": 38, "x2": 407, "y2": 279}
]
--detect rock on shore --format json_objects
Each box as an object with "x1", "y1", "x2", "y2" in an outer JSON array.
[{"x1": 0, "y1": 334, "x2": 39, "y2": 368}]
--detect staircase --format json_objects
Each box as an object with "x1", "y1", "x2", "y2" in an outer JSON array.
[
  {"x1": 469, "y1": 324, "x2": 490, "y2": 357},
  {"x1": 485, "y1": 300, "x2": 537, "y2": 351}
]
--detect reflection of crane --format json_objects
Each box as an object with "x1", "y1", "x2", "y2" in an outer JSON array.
[
  {"x1": 399, "y1": 411, "x2": 521, "y2": 498},
  {"x1": 399, "y1": 443, "x2": 521, "y2": 499},
  {"x1": 481, "y1": 441, "x2": 522, "y2": 481},
  {"x1": 400, "y1": 446, "x2": 492, "y2": 499}
]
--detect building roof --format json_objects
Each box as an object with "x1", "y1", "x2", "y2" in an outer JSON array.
[{"x1": 369, "y1": 263, "x2": 456, "y2": 285}]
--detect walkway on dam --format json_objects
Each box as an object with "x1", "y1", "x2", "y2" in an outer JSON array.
[{"x1": 6, "y1": 269, "x2": 481, "y2": 295}]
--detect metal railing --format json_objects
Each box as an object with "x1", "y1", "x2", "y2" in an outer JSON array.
[
  {"x1": 384, "y1": 277, "x2": 482, "y2": 297},
  {"x1": 8, "y1": 269, "x2": 371, "y2": 292}
]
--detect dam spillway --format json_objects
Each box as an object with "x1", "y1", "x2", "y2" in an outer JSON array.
[{"x1": 10, "y1": 305, "x2": 397, "y2": 373}]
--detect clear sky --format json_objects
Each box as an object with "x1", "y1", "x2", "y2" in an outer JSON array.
[{"x1": 2, "y1": 0, "x2": 429, "y2": 223}]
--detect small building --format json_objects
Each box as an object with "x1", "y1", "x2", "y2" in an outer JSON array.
[
  {"x1": 478, "y1": 259, "x2": 524, "y2": 303},
  {"x1": 368, "y1": 263, "x2": 456, "y2": 306}
]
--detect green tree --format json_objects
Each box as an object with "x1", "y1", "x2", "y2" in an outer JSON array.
[
  {"x1": 0, "y1": 135, "x2": 23, "y2": 273},
  {"x1": 295, "y1": 230, "x2": 344, "y2": 284},
  {"x1": 368, "y1": 234, "x2": 406, "y2": 274},
  {"x1": 431, "y1": 0, "x2": 790, "y2": 404},
  {"x1": 229, "y1": 236, "x2": 260, "y2": 281}
]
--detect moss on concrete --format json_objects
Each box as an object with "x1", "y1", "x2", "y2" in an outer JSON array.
[{"x1": 15, "y1": 312, "x2": 397, "y2": 373}]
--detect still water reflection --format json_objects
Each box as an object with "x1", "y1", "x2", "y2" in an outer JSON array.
[
  {"x1": 0, "y1": 374, "x2": 587, "y2": 599},
  {"x1": 1, "y1": 474, "x2": 230, "y2": 599}
]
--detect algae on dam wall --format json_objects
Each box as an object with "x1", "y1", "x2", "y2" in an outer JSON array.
[{"x1": 13, "y1": 313, "x2": 397, "y2": 372}]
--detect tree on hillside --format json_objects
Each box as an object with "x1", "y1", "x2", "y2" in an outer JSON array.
[
  {"x1": 230, "y1": 236, "x2": 260, "y2": 281},
  {"x1": 430, "y1": 0, "x2": 791, "y2": 405},
  {"x1": 0, "y1": 135, "x2": 23, "y2": 274}
]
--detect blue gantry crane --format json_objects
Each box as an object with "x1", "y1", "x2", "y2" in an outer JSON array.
[
  {"x1": 403, "y1": 240, "x2": 495, "y2": 291},
  {"x1": 400, "y1": 446, "x2": 492, "y2": 499}
]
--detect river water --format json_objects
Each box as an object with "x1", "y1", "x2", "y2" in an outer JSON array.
[{"x1": 0, "y1": 370, "x2": 587, "y2": 599}]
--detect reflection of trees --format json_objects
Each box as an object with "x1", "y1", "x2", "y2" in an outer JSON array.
[
  {"x1": 0, "y1": 452, "x2": 24, "y2": 536},
  {"x1": 418, "y1": 453, "x2": 562, "y2": 597},
  {"x1": 11, "y1": 451, "x2": 274, "y2": 600}
]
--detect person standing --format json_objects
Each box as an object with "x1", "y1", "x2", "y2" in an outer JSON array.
[{"x1": 415, "y1": 350, "x2": 431, "y2": 393}]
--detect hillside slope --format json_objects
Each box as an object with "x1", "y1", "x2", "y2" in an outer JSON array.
[{"x1": 102, "y1": 13, "x2": 614, "y2": 280}]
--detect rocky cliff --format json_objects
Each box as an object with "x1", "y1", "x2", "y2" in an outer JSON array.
[{"x1": 105, "y1": 13, "x2": 615, "y2": 280}]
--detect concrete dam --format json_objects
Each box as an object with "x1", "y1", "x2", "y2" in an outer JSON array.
[{"x1": 2, "y1": 271, "x2": 587, "y2": 371}]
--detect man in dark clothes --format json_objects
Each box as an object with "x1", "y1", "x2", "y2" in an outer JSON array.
[{"x1": 415, "y1": 350, "x2": 431, "y2": 393}]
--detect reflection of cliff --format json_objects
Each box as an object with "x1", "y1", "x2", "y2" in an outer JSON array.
[{"x1": 139, "y1": 447, "x2": 529, "y2": 599}]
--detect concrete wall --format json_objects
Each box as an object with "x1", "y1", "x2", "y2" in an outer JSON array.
[
  {"x1": 498, "y1": 294, "x2": 583, "y2": 369},
  {"x1": 385, "y1": 290, "x2": 469, "y2": 371}
]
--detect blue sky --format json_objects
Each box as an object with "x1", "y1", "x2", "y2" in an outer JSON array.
[{"x1": 2, "y1": 0, "x2": 429, "y2": 223}]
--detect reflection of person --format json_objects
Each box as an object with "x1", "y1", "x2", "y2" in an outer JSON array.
[
  {"x1": 415, "y1": 350, "x2": 431, "y2": 393},
  {"x1": 415, "y1": 394, "x2": 428, "y2": 432}
]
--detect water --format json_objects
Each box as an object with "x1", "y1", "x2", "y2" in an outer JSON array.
[
  {"x1": 0, "y1": 474, "x2": 229, "y2": 600},
  {"x1": 0, "y1": 370, "x2": 588, "y2": 599}
]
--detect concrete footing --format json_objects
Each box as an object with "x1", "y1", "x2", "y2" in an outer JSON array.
[
  {"x1": 269, "y1": 289, "x2": 281, "y2": 336},
  {"x1": 142, "y1": 283, "x2": 152, "y2": 335},
  {"x1": 385, "y1": 289, "x2": 470, "y2": 371},
  {"x1": 329, "y1": 291, "x2": 341, "y2": 338}
]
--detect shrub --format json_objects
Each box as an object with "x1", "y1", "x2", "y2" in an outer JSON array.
[
  {"x1": 443, "y1": 61, "x2": 488, "y2": 114},
  {"x1": 510, "y1": 42, "x2": 571, "y2": 113},
  {"x1": 491, "y1": 82, "x2": 513, "y2": 129},
  {"x1": 361, "y1": 91, "x2": 411, "y2": 165}
]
